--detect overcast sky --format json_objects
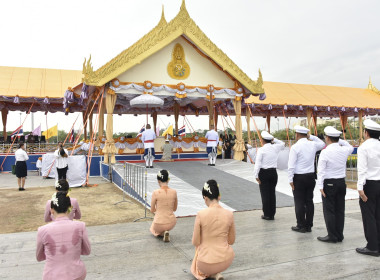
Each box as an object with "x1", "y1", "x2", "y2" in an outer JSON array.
[{"x1": 1, "y1": 0, "x2": 379, "y2": 134}]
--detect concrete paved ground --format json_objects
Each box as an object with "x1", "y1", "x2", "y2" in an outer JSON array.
[{"x1": 1, "y1": 199, "x2": 378, "y2": 280}]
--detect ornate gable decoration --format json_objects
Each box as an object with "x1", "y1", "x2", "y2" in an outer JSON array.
[
  {"x1": 368, "y1": 77, "x2": 380, "y2": 95},
  {"x1": 83, "y1": 0, "x2": 264, "y2": 94},
  {"x1": 167, "y1": 43, "x2": 190, "y2": 79}
]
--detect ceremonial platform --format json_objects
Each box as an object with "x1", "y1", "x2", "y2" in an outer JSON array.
[{"x1": 1, "y1": 199, "x2": 378, "y2": 280}]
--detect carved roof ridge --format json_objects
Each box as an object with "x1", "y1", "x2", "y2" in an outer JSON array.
[{"x1": 84, "y1": 0, "x2": 264, "y2": 94}]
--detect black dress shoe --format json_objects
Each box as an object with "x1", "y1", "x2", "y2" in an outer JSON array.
[
  {"x1": 150, "y1": 166, "x2": 154, "y2": 168},
  {"x1": 291, "y1": 226, "x2": 306, "y2": 233},
  {"x1": 211, "y1": 164, "x2": 215, "y2": 166},
  {"x1": 356, "y1": 247, "x2": 380, "y2": 257},
  {"x1": 317, "y1": 235, "x2": 337, "y2": 243},
  {"x1": 305, "y1": 227, "x2": 312, "y2": 232},
  {"x1": 208, "y1": 163, "x2": 212, "y2": 166}
]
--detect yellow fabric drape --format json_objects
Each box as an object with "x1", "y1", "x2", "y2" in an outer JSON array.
[
  {"x1": 95, "y1": 94, "x2": 106, "y2": 147},
  {"x1": 306, "y1": 108, "x2": 313, "y2": 130},
  {"x1": 233, "y1": 99, "x2": 245, "y2": 160},
  {"x1": 103, "y1": 89, "x2": 117, "y2": 164},
  {"x1": 246, "y1": 107, "x2": 251, "y2": 143}
]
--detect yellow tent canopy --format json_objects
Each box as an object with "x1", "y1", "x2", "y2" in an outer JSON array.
[{"x1": 0, "y1": 66, "x2": 82, "y2": 98}]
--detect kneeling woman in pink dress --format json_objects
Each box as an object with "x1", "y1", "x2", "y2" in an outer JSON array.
[
  {"x1": 150, "y1": 169, "x2": 178, "y2": 242},
  {"x1": 44, "y1": 179, "x2": 81, "y2": 222},
  {"x1": 36, "y1": 191, "x2": 91, "y2": 280},
  {"x1": 191, "y1": 179, "x2": 236, "y2": 280}
]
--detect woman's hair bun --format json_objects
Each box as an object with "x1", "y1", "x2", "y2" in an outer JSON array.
[
  {"x1": 55, "y1": 179, "x2": 70, "y2": 191},
  {"x1": 51, "y1": 191, "x2": 71, "y2": 213},
  {"x1": 157, "y1": 169, "x2": 169, "y2": 182},
  {"x1": 202, "y1": 179, "x2": 220, "y2": 200}
]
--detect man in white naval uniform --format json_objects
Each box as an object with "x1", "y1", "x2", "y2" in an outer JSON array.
[
  {"x1": 356, "y1": 119, "x2": 380, "y2": 256},
  {"x1": 288, "y1": 125, "x2": 325, "y2": 233},
  {"x1": 141, "y1": 124, "x2": 156, "y2": 168},
  {"x1": 253, "y1": 131, "x2": 285, "y2": 220},
  {"x1": 205, "y1": 124, "x2": 219, "y2": 166},
  {"x1": 316, "y1": 126, "x2": 353, "y2": 243}
]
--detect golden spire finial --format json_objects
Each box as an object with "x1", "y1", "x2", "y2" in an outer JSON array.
[
  {"x1": 161, "y1": 5, "x2": 166, "y2": 20},
  {"x1": 181, "y1": 0, "x2": 186, "y2": 10},
  {"x1": 158, "y1": 4, "x2": 167, "y2": 25},
  {"x1": 368, "y1": 76, "x2": 373, "y2": 89}
]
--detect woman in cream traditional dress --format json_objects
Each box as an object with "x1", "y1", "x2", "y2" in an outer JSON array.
[
  {"x1": 150, "y1": 169, "x2": 178, "y2": 242},
  {"x1": 191, "y1": 179, "x2": 235, "y2": 280}
]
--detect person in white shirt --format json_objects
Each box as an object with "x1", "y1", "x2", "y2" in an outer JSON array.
[
  {"x1": 356, "y1": 119, "x2": 380, "y2": 257},
  {"x1": 316, "y1": 126, "x2": 354, "y2": 243},
  {"x1": 288, "y1": 125, "x2": 325, "y2": 233},
  {"x1": 253, "y1": 131, "x2": 285, "y2": 220},
  {"x1": 15, "y1": 142, "x2": 29, "y2": 191},
  {"x1": 54, "y1": 142, "x2": 69, "y2": 180},
  {"x1": 205, "y1": 125, "x2": 219, "y2": 166},
  {"x1": 141, "y1": 124, "x2": 157, "y2": 168}
]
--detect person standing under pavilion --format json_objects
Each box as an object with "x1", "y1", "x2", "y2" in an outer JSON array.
[
  {"x1": 205, "y1": 124, "x2": 219, "y2": 166},
  {"x1": 141, "y1": 124, "x2": 156, "y2": 168}
]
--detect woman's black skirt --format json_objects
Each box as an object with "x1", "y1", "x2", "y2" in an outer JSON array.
[{"x1": 15, "y1": 161, "x2": 27, "y2": 178}]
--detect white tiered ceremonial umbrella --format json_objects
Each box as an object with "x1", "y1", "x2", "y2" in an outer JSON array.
[{"x1": 129, "y1": 94, "x2": 164, "y2": 123}]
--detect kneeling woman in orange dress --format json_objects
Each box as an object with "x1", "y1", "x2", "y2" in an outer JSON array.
[
  {"x1": 150, "y1": 169, "x2": 178, "y2": 242},
  {"x1": 191, "y1": 179, "x2": 236, "y2": 280}
]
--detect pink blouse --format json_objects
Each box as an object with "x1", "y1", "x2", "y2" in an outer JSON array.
[
  {"x1": 36, "y1": 216, "x2": 91, "y2": 280},
  {"x1": 44, "y1": 198, "x2": 81, "y2": 222}
]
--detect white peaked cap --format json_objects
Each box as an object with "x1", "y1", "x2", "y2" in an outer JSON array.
[
  {"x1": 324, "y1": 126, "x2": 342, "y2": 137},
  {"x1": 364, "y1": 119, "x2": 380, "y2": 131},
  {"x1": 294, "y1": 125, "x2": 309, "y2": 134},
  {"x1": 261, "y1": 131, "x2": 274, "y2": 140}
]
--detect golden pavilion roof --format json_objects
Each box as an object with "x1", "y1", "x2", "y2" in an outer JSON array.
[
  {"x1": 0, "y1": 66, "x2": 82, "y2": 98},
  {"x1": 82, "y1": 0, "x2": 264, "y2": 94}
]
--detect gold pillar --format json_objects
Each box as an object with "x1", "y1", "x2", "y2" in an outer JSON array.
[
  {"x1": 153, "y1": 111, "x2": 158, "y2": 134},
  {"x1": 214, "y1": 106, "x2": 218, "y2": 131},
  {"x1": 359, "y1": 110, "x2": 363, "y2": 144},
  {"x1": 246, "y1": 107, "x2": 251, "y2": 143},
  {"x1": 266, "y1": 114, "x2": 271, "y2": 133},
  {"x1": 103, "y1": 88, "x2": 117, "y2": 164},
  {"x1": 95, "y1": 93, "x2": 106, "y2": 147},
  {"x1": 306, "y1": 108, "x2": 313, "y2": 130},
  {"x1": 206, "y1": 100, "x2": 215, "y2": 130},
  {"x1": 233, "y1": 98, "x2": 245, "y2": 160},
  {"x1": 82, "y1": 111, "x2": 87, "y2": 140},
  {"x1": 313, "y1": 115, "x2": 318, "y2": 135},
  {"x1": 174, "y1": 103, "x2": 180, "y2": 135},
  {"x1": 89, "y1": 111, "x2": 93, "y2": 140},
  {"x1": 2, "y1": 109, "x2": 8, "y2": 141}
]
